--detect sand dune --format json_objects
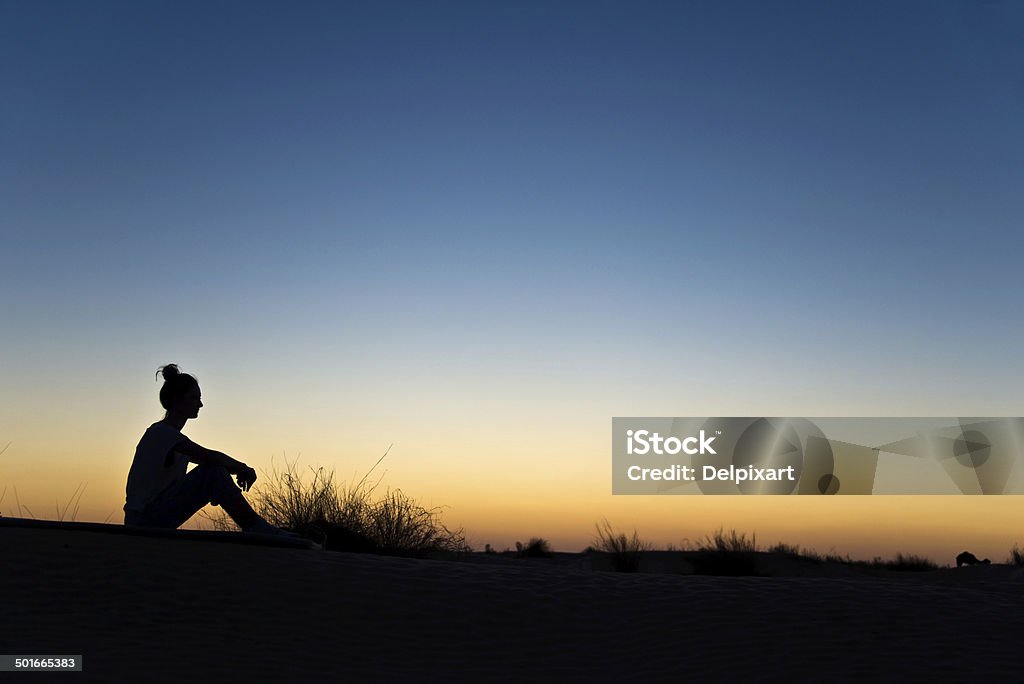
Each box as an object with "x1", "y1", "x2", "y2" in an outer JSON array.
[{"x1": 2, "y1": 524, "x2": 1023, "y2": 682}]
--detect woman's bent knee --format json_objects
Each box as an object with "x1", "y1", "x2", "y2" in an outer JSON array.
[
  {"x1": 193, "y1": 463, "x2": 230, "y2": 478},
  {"x1": 193, "y1": 465, "x2": 240, "y2": 506}
]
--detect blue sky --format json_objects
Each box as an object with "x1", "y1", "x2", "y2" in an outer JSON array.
[
  {"x1": 2, "y1": 1, "x2": 1023, "y2": 546},
  {"x1": 4, "y1": 0, "x2": 1023, "y2": 406},
  {"x1": 5, "y1": 2, "x2": 1022, "y2": 339}
]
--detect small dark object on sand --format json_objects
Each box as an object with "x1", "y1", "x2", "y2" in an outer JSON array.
[{"x1": 956, "y1": 551, "x2": 991, "y2": 567}]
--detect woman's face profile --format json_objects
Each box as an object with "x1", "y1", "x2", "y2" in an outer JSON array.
[{"x1": 173, "y1": 384, "x2": 203, "y2": 418}]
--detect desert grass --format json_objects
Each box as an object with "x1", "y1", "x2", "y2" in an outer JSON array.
[
  {"x1": 366, "y1": 487, "x2": 470, "y2": 556},
  {"x1": 0, "y1": 443, "x2": 7, "y2": 515},
  {"x1": 592, "y1": 519, "x2": 653, "y2": 572},
  {"x1": 868, "y1": 553, "x2": 940, "y2": 571},
  {"x1": 769, "y1": 542, "x2": 937, "y2": 570},
  {"x1": 1, "y1": 442, "x2": 112, "y2": 523},
  {"x1": 200, "y1": 451, "x2": 470, "y2": 557},
  {"x1": 13, "y1": 486, "x2": 35, "y2": 520},
  {"x1": 696, "y1": 528, "x2": 758, "y2": 553},
  {"x1": 685, "y1": 528, "x2": 761, "y2": 576},
  {"x1": 2, "y1": 480, "x2": 113, "y2": 523},
  {"x1": 586, "y1": 526, "x2": 945, "y2": 576},
  {"x1": 768, "y1": 542, "x2": 855, "y2": 565},
  {"x1": 681, "y1": 531, "x2": 942, "y2": 574},
  {"x1": 54, "y1": 482, "x2": 87, "y2": 522},
  {"x1": 768, "y1": 541, "x2": 802, "y2": 556},
  {"x1": 767, "y1": 542, "x2": 827, "y2": 564},
  {"x1": 1009, "y1": 545, "x2": 1024, "y2": 566},
  {"x1": 1, "y1": 445, "x2": 38, "y2": 520},
  {"x1": 515, "y1": 537, "x2": 554, "y2": 558},
  {"x1": 769, "y1": 542, "x2": 937, "y2": 571}
]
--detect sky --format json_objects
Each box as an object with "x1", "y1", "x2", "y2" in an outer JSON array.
[{"x1": 2, "y1": 0, "x2": 1023, "y2": 560}]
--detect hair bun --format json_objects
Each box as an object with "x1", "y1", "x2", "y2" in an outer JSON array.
[{"x1": 157, "y1": 364, "x2": 181, "y2": 381}]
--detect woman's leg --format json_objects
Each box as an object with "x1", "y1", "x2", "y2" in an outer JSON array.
[
  {"x1": 144, "y1": 464, "x2": 269, "y2": 530},
  {"x1": 202, "y1": 466, "x2": 265, "y2": 530}
]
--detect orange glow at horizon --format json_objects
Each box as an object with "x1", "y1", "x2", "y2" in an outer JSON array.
[{"x1": 5, "y1": 425, "x2": 1024, "y2": 564}]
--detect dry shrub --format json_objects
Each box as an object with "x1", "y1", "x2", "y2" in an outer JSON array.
[
  {"x1": 200, "y1": 453, "x2": 469, "y2": 557},
  {"x1": 592, "y1": 518, "x2": 652, "y2": 572}
]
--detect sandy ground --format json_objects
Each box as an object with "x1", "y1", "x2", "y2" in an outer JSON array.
[{"x1": 2, "y1": 526, "x2": 1024, "y2": 682}]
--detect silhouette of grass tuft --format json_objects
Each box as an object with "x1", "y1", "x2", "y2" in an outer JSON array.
[
  {"x1": 55, "y1": 482, "x2": 87, "y2": 522},
  {"x1": 200, "y1": 451, "x2": 470, "y2": 557},
  {"x1": 685, "y1": 528, "x2": 760, "y2": 576},
  {"x1": 869, "y1": 553, "x2": 939, "y2": 571},
  {"x1": 768, "y1": 542, "x2": 824, "y2": 564},
  {"x1": 592, "y1": 519, "x2": 652, "y2": 572},
  {"x1": 13, "y1": 486, "x2": 35, "y2": 519},
  {"x1": 515, "y1": 537, "x2": 554, "y2": 558},
  {"x1": 697, "y1": 528, "x2": 758, "y2": 553}
]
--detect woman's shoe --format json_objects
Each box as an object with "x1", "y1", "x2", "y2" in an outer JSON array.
[{"x1": 244, "y1": 519, "x2": 302, "y2": 538}]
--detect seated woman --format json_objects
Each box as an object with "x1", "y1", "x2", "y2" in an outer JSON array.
[{"x1": 123, "y1": 363, "x2": 295, "y2": 537}]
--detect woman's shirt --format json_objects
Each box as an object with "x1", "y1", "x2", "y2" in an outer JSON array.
[{"x1": 123, "y1": 421, "x2": 190, "y2": 513}]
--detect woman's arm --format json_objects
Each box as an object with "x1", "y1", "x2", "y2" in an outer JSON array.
[{"x1": 174, "y1": 436, "x2": 248, "y2": 474}]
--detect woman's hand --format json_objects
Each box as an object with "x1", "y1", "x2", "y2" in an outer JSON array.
[{"x1": 235, "y1": 465, "x2": 258, "y2": 492}]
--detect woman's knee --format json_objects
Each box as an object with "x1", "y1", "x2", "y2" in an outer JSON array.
[
  {"x1": 192, "y1": 463, "x2": 231, "y2": 482},
  {"x1": 193, "y1": 464, "x2": 239, "y2": 504}
]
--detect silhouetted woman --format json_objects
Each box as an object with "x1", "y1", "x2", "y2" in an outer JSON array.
[{"x1": 123, "y1": 363, "x2": 293, "y2": 536}]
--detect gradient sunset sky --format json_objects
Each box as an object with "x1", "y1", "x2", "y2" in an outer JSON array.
[{"x1": 2, "y1": 1, "x2": 1023, "y2": 560}]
